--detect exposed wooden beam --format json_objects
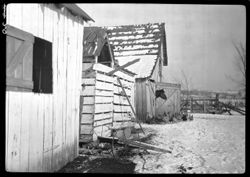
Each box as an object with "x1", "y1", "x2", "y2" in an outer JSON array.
[
  {"x1": 116, "y1": 77, "x2": 145, "y2": 135},
  {"x1": 107, "y1": 58, "x2": 140, "y2": 76},
  {"x1": 109, "y1": 36, "x2": 160, "y2": 43},
  {"x1": 109, "y1": 31, "x2": 162, "y2": 38},
  {"x1": 113, "y1": 47, "x2": 159, "y2": 53},
  {"x1": 111, "y1": 41, "x2": 160, "y2": 47},
  {"x1": 114, "y1": 53, "x2": 159, "y2": 57}
]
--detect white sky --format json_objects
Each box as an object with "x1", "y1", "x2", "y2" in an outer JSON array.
[{"x1": 78, "y1": 4, "x2": 246, "y2": 91}]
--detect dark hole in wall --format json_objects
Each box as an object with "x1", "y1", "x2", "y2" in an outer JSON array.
[
  {"x1": 156, "y1": 89, "x2": 167, "y2": 100},
  {"x1": 33, "y1": 37, "x2": 53, "y2": 94},
  {"x1": 98, "y1": 43, "x2": 112, "y2": 67}
]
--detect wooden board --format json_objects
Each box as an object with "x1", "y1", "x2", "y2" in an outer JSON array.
[
  {"x1": 113, "y1": 112, "x2": 133, "y2": 121},
  {"x1": 82, "y1": 78, "x2": 95, "y2": 85},
  {"x1": 114, "y1": 95, "x2": 131, "y2": 105},
  {"x1": 80, "y1": 124, "x2": 93, "y2": 135},
  {"x1": 93, "y1": 63, "x2": 134, "y2": 82},
  {"x1": 95, "y1": 89, "x2": 113, "y2": 97},
  {"x1": 95, "y1": 80, "x2": 114, "y2": 91},
  {"x1": 95, "y1": 103, "x2": 113, "y2": 113},
  {"x1": 94, "y1": 125, "x2": 112, "y2": 138},
  {"x1": 81, "y1": 86, "x2": 95, "y2": 96},
  {"x1": 52, "y1": 5, "x2": 64, "y2": 170},
  {"x1": 94, "y1": 112, "x2": 113, "y2": 121},
  {"x1": 82, "y1": 104, "x2": 95, "y2": 114},
  {"x1": 79, "y1": 134, "x2": 93, "y2": 143},
  {"x1": 6, "y1": 92, "x2": 22, "y2": 172},
  {"x1": 94, "y1": 118, "x2": 112, "y2": 127},
  {"x1": 81, "y1": 114, "x2": 93, "y2": 124},
  {"x1": 114, "y1": 104, "x2": 133, "y2": 113},
  {"x1": 95, "y1": 96, "x2": 113, "y2": 104},
  {"x1": 82, "y1": 96, "x2": 95, "y2": 105},
  {"x1": 96, "y1": 72, "x2": 114, "y2": 83},
  {"x1": 42, "y1": 95, "x2": 53, "y2": 172},
  {"x1": 114, "y1": 78, "x2": 133, "y2": 88},
  {"x1": 114, "y1": 86, "x2": 132, "y2": 96},
  {"x1": 19, "y1": 93, "x2": 31, "y2": 171}
]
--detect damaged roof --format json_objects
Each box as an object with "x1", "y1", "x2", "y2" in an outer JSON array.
[
  {"x1": 83, "y1": 27, "x2": 109, "y2": 57},
  {"x1": 104, "y1": 23, "x2": 168, "y2": 79}
]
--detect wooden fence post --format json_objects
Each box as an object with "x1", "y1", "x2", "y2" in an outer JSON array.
[
  {"x1": 190, "y1": 97, "x2": 193, "y2": 113},
  {"x1": 203, "y1": 100, "x2": 206, "y2": 113}
]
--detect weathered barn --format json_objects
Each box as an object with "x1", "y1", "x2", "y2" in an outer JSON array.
[
  {"x1": 5, "y1": 3, "x2": 93, "y2": 172},
  {"x1": 80, "y1": 27, "x2": 136, "y2": 143},
  {"x1": 105, "y1": 23, "x2": 177, "y2": 122}
]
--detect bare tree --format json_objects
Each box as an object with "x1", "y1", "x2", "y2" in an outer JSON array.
[
  {"x1": 228, "y1": 41, "x2": 246, "y2": 90},
  {"x1": 181, "y1": 70, "x2": 192, "y2": 99}
]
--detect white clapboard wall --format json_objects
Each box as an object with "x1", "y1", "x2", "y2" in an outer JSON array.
[
  {"x1": 5, "y1": 4, "x2": 84, "y2": 172},
  {"x1": 80, "y1": 63, "x2": 135, "y2": 142}
]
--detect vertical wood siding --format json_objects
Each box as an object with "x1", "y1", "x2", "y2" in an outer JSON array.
[
  {"x1": 155, "y1": 83, "x2": 181, "y2": 116},
  {"x1": 6, "y1": 4, "x2": 84, "y2": 172}
]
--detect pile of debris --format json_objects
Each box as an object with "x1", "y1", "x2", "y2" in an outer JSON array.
[{"x1": 146, "y1": 111, "x2": 194, "y2": 124}]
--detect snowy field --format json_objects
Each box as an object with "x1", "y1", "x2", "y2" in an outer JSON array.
[{"x1": 132, "y1": 113, "x2": 245, "y2": 173}]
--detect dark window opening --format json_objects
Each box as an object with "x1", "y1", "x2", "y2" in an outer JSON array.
[
  {"x1": 33, "y1": 37, "x2": 53, "y2": 93},
  {"x1": 156, "y1": 89, "x2": 167, "y2": 100},
  {"x1": 98, "y1": 43, "x2": 112, "y2": 67}
]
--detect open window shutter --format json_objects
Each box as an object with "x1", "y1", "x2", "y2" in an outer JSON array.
[{"x1": 6, "y1": 25, "x2": 34, "y2": 91}]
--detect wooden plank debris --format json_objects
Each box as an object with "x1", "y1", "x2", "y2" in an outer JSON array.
[
  {"x1": 116, "y1": 77, "x2": 145, "y2": 135},
  {"x1": 97, "y1": 136, "x2": 171, "y2": 154},
  {"x1": 124, "y1": 140, "x2": 172, "y2": 154},
  {"x1": 107, "y1": 58, "x2": 140, "y2": 76}
]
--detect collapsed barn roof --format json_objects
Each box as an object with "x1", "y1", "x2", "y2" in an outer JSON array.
[
  {"x1": 82, "y1": 27, "x2": 136, "y2": 75},
  {"x1": 104, "y1": 23, "x2": 168, "y2": 79}
]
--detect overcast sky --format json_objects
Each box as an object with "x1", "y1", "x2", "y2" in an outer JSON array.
[{"x1": 78, "y1": 4, "x2": 246, "y2": 92}]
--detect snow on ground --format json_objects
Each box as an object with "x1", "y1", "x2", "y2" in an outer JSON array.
[{"x1": 131, "y1": 113, "x2": 245, "y2": 174}]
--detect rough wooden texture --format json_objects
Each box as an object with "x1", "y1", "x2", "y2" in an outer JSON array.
[
  {"x1": 94, "y1": 112, "x2": 113, "y2": 121},
  {"x1": 81, "y1": 114, "x2": 93, "y2": 124},
  {"x1": 6, "y1": 4, "x2": 84, "y2": 172},
  {"x1": 82, "y1": 105, "x2": 95, "y2": 114},
  {"x1": 80, "y1": 63, "x2": 136, "y2": 142},
  {"x1": 155, "y1": 82, "x2": 181, "y2": 116},
  {"x1": 82, "y1": 78, "x2": 95, "y2": 85},
  {"x1": 96, "y1": 72, "x2": 114, "y2": 83},
  {"x1": 95, "y1": 89, "x2": 113, "y2": 97},
  {"x1": 95, "y1": 96, "x2": 113, "y2": 104},
  {"x1": 81, "y1": 86, "x2": 95, "y2": 96},
  {"x1": 93, "y1": 63, "x2": 134, "y2": 82},
  {"x1": 113, "y1": 112, "x2": 132, "y2": 121},
  {"x1": 83, "y1": 96, "x2": 95, "y2": 104},
  {"x1": 79, "y1": 134, "x2": 93, "y2": 143},
  {"x1": 114, "y1": 94, "x2": 131, "y2": 105},
  {"x1": 95, "y1": 80, "x2": 114, "y2": 91},
  {"x1": 94, "y1": 118, "x2": 112, "y2": 127},
  {"x1": 114, "y1": 104, "x2": 133, "y2": 113},
  {"x1": 95, "y1": 103, "x2": 113, "y2": 113},
  {"x1": 114, "y1": 85, "x2": 132, "y2": 96},
  {"x1": 94, "y1": 126, "x2": 112, "y2": 139},
  {"x1": 80, "y1": 124, "x2": 93, "y2": 134}
]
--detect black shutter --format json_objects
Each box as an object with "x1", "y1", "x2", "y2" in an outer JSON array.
[{"x1": 33, "y1": 37, "x2": 52, "y2": 93}]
